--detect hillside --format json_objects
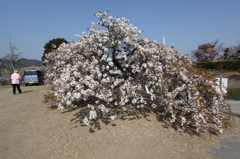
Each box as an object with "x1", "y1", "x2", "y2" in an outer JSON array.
[
  {"x1": 18, "y1": 58, "x2": 43, "y2": 67},
  {"x1": 0, "y1": 58, "x2": 43, "y2": 69}
]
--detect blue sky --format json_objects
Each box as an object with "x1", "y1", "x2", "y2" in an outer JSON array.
[{"x1": 0, "y1": 0, "x2": 240, "y2": 60}]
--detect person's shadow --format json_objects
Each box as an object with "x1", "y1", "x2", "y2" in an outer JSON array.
[{"x1": 21, "y1": 90, "x2": 34, "y2": 94}]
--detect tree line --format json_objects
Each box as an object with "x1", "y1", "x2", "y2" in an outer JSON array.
[{"x1": 191, "y1": 39, "x2": 240, "y2": 62}]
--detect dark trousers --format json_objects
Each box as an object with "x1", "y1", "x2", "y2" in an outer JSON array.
[{"x1": 12, "y1": 84, "x2": 22, "y2": 94}]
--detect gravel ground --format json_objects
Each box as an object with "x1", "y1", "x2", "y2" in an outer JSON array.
[{"x1": 0, "y1": 85, "x2": 240, "y2": 159}]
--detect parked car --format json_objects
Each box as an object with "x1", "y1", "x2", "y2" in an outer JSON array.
[{"x1": 23, "y1": 70, "x2": 44, "y2": 86}]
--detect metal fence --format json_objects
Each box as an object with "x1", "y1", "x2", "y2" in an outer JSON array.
[{"x1": 210, "y1": 72, "x2": 240, "y2": 101}]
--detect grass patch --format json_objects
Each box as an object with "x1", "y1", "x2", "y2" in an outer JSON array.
[
  {"x1": 233, "y1": 113, "x2": 240, "y2": 118},
  {"x1": 0, "y1": 85, "x2": 11, "y2": 89}
]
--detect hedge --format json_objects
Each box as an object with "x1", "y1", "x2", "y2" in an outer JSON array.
[{"x1": 194, "y1": 60, "x2": 240, "y2": 71}]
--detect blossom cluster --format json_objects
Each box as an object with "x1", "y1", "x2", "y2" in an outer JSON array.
[{"x1": 44, "y1": 11, "x2": 232, "y2": 133}]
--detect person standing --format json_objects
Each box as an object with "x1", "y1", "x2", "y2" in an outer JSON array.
[{"x1": 11, "y1": 70, "x2": 22, "y2": 95}]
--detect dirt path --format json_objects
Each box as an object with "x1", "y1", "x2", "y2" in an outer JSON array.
[{"x1": 0, "y1": 85, "x2": 240, "y2": 159}]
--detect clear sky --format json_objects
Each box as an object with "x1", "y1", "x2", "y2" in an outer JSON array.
[{"x1": 0, "y1": 0, "x2": 240, "y2": 60}]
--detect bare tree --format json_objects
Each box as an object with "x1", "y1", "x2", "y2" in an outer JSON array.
[{"x1": 2, "y1": 37, "x2": 22, "y2": 72}]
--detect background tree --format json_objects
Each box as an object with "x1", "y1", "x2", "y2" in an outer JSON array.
[
  {"x1": 42, "y1": 38, "x2": 69, "y2": 63},
  {"x1": 223, "y1": 48, "x2": 230, "y2": 60},
  {"x1": 0, "y1": 37, "x2": 24, "y2": 85},
  {"x1": 191, "y1": 39, "x2": 224, "y2": 62},
  {"x1": 222, "y1": 42, "x2": 240, "y2": 60},
  {"x1": 2, "y1": 37, "x2": 22, "y2": 72}
]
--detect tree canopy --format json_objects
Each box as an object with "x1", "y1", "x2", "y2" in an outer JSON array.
[
  {"x1": 42, "y1": 38, "x2": 69, "y2": 63},
  {"x1": 191, "y1": 40, "x2": 223, "y2": 62},
  {"x1": 222, "y1": 43, "x2": 240, "y2": 60},
  {"x1": 43, "y1": 11, "x2": 232, "y2": 134}
]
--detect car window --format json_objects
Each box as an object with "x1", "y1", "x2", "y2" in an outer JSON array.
[{"x1": 24, "y1": 71, "x2": 37, "y2": 75}]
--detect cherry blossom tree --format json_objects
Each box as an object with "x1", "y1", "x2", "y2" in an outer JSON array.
[
  {"x1": 223, "y1": 43, "x2": 240, "y2": 60},
  {"x1": 191, "y1": 39, "x2": 224, "y2": 62},
  {"x1": 43, "y1": 11, "x2": 232, "y2": 133}
]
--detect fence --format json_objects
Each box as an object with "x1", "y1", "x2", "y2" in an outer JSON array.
[{"x1": 210, "y1": 72, "x2": 240, "y2": 101}]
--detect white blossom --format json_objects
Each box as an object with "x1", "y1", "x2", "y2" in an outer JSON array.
[
  {"x1": 84, "y1": 117, "x2": 89, "y2": 125},
  {"x1": 110, "y1": 116, "x2": 116, "y2": 120},
  {"x1": 89, "y1": 110, "x2": 97, "y2": 119}
]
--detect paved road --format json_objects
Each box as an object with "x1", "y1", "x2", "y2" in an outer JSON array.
[
  {"x1": 211, "y1": 100, "x2": 240, "y2": 159},
  {"x1": 210, "y1": 134, "x2": 240, "y2": 159},
  {"x1": 227, "y1": 100, "x2": 240, "y2": 121}
]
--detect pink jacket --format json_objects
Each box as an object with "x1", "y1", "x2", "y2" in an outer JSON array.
[{"x1": 11, "y1": 73, "x2": 21, "y2": 84}]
